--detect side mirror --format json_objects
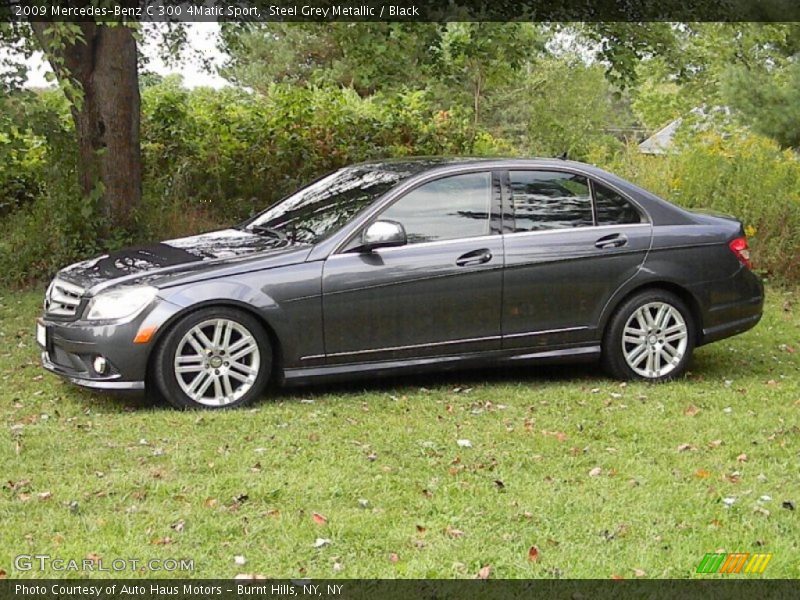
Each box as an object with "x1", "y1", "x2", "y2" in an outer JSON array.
[{"x1": 362, "y1": 220, "x2": 407, "y2": 251}]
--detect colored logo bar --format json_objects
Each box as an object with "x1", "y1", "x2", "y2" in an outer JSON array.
[{"x1": 696, "y1": 553, "x2": 772, "y2": 574}]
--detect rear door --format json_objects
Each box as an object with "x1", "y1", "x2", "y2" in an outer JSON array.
[{"x1": 501, "y1": 170, "x2": 652, "y2": 349}]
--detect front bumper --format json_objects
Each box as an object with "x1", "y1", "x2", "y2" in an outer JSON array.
[
  {"x1": 41, "y1": 352, "x2": 145, "y2": 390},
  {"x1": 38, "y1": 298, "x2": 182, "y2": 392}
]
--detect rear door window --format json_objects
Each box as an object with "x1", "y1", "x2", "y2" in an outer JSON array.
[{"x1": 508, "y1": 171, "x2": 593, "y2": 232}]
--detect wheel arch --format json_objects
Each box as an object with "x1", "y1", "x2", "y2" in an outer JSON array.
[
  {"x1": 600, "y1": 281, "x2": 704, "y2": 345},
  {"x1": 145, "y1": 299, "x2": 285, "y2": 386}
]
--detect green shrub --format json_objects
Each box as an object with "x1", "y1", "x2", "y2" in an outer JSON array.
[
  {"x1": 139, "y1": 82, "x2": 477, "y2": 230},
  {"x1": 597, "y1": 131, "x2": 800, "y2": 282}
]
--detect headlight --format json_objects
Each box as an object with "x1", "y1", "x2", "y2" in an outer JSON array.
[{"x1": 86, "y1": 286, "x2": 157, "y2": 321}]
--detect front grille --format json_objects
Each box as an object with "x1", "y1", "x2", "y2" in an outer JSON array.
[{"x1": 45, "y1": 278, "x2": 85, "y2": 318}]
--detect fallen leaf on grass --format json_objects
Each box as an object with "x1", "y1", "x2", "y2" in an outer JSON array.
[
  {"x1": 235, "y1": 574, "x2": 266, "y2": 580},
  {"x1": 725, "y1": 472, "x2": 741, "y2": 483},
  {"x1": 633, "y1": 569, "x2": 646, "y2": 577},
  {"x1": 610, "y1": 574, "x2": 625, "y2": 580},
  {"x1": 234, "y1": 555, "x2": 247, "y2": 565},
  {"x1": 708, "y1": 439, "x2": 723, "y2": 448},
  {"x1": 4, "y1": 479, "x2": 31, "y2": 491},
  {"x1": 542, "y1": 430, "x2": 568, "y2": 442},
  {"x1": 588, "y1": 467, "x2": 602, "y2": 477},
  {"x1": 677, "y1": 443, "x2": 696, "y2": 452},
  {"x1": 389, "y1": 553, "x2": 399, "y2": 563},
  {"x1": 151, "y1": 537, "x2": 173, "y2": 546},
  {"x1": 527, "y1": 546, "x2": 540, "y2": 562},
  {"x1": 684, "y1": 405, "x2": 700, "y2": 416},
  {"x1": 457, "y1": 439, "x2": 472, "y2": 448},
  {"x1": 476, "y1": 565, "x2": 491, "y2": 579},
  {"x1": 313, "y1": 538, "x2": 331, "y2": 548},
  {"x1": 86, "y1": 553, "x2": 101, "y2": 565},
  {"x1": 694, "y1": 469, "x2": 711, "y2": 479},
  {"x1": 753, "y1": 507, "x2": 770, "y2": 517},
  {"x1": 37, "y1": 491, "x2": 52, "y2": 501},
  {"x1": 312, "y1": 512, "x2": 328, "y2": 525},
  {"x1": 445, "y1": 526, "x2": 465, "y2": 538},
  {"x1": 170, "y1": 520, "x2": 185, "y2": 532},
  {"x1": 737, "y1": 453, "x2": 748, "y2": 463},
  {"x1": 0, "y1": 569, "x2": 6, "y2": 578}
]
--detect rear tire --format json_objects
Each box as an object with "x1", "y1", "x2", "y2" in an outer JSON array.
[
  {"x1": 152, "y1": 306, "x2": 272, "y2": 409},
  {"x1": 602, "y1": 289, "x2": 695, "y2": 382}
]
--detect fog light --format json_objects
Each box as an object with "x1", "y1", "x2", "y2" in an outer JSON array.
[{"x1": 93, "y1": 356, "x2": 108, "y2": 375}]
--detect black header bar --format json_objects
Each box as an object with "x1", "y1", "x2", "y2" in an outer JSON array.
[{"x1": 2, "y1": 0, "x2": 800, "y2": 22}]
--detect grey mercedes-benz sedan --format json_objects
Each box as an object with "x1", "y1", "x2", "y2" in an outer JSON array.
[{"x1": 37, "y1": 158, "x2": 763, "y2": 409}]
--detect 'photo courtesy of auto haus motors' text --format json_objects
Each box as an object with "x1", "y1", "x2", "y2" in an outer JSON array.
[{"x1": 1, "y1": 0, "x2": 799, "y2": 598}]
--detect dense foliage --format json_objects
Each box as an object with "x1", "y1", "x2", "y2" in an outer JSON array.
[{"x1": 1, "y1": 22, "x2": 799, "y2": 287}]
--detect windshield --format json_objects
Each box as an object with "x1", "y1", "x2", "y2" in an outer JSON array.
[{"x1": 244, "y1": 165, "x2": 411, "y2": 244}]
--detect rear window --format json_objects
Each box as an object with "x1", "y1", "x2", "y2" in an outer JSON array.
[{"x1": 594, "y1": 182, "x2": 643, "y2": 225}]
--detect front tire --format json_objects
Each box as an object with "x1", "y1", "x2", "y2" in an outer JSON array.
[
  {"x1": 602, "y1": 289, "x2": 695, "y2": 382},
  {"x1": 152, "y1": 307, "x2": 272, "y2": 409}
]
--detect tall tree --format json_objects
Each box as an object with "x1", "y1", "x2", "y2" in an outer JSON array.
[
  {"x1": 434, "y1": 23, "x2": 541, "y2": 127},
  {"x1": 30, "y1": 21, "x2": 141, "y2": 231},
  {"x1": 219, "y1": 23, "x2": 442, "y2": 96}
]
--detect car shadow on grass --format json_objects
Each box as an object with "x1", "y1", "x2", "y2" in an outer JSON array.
[
  {"x1": 270, "y1": 361, "x2": 605, "y2": 403},
  {"x1": 76, "y1": 362, "x2": 605, "y2": 411},
  {"x1": 73, "y1": 346, "x2": 741, "y2": 411}
]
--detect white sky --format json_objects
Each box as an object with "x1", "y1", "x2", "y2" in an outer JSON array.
[{"x1": 24, "y1": 22, "x2": 229, "y2": 89}]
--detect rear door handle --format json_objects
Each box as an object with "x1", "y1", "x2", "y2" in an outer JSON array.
[
  {"x1": 456, "y1": 248, "x2": 493, "y2": 267},
  {"x1": 595, "y1": 233, "x2": 628, "y2": 249}
]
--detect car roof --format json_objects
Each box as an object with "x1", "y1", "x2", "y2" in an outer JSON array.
[{"x1": 351, "y1": 156, "x2": 620, "y2": 179}]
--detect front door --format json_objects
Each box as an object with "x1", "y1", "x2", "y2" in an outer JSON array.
[{"x1": 321, "y1": 171, "x2": 503, "y2": 364}]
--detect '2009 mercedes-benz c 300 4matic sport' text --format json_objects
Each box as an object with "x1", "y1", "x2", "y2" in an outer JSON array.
[{"x1": 37, "y1": 158, "x2": 763, "y2": 409}]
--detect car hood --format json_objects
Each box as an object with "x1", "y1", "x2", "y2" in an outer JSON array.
[{"x1": 58, "y1": 228, "x2": 309, "y2": 293}]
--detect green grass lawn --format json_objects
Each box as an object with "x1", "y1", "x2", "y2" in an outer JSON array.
[{"x1": 1, "y1": 286, "x2": 798, "y2": 579}]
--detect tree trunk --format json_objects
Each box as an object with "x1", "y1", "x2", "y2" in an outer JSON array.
[{"x1": 31, "y1": 21, "x2": 141, "y2": 233}]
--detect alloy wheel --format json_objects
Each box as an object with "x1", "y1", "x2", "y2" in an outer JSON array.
[
  {"x1": 173, "y1": 318, "x2": 261, "y2": 406},
  {"x1": 621, "y1": 301, "x2": 688, "y2": 379}
]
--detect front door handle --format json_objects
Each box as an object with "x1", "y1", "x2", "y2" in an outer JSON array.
[
  {"x1": 456, "y1": 248, "x2": 493, "y2": 267},
  {"x1": 595, "y1": 233, "x2": 628, "y2": 249}
]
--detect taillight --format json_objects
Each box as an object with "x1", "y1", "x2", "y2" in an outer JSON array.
[{"x1": 729, "y1": 236, "x2": 752, "y2": 270}]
